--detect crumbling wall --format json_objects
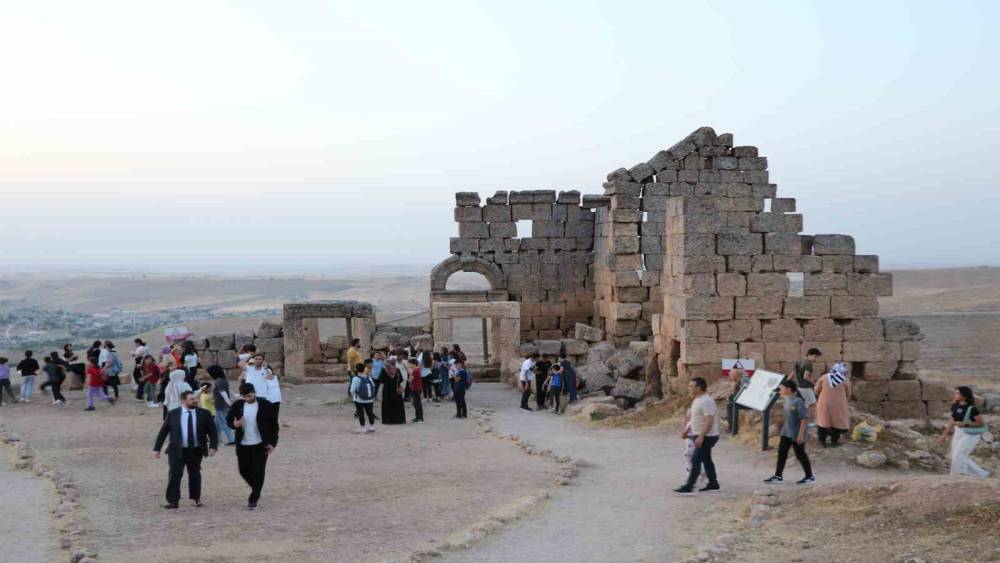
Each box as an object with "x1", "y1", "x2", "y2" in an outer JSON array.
[{"x1": 449, "y1": 190, "x2": 600, "y2": 340}]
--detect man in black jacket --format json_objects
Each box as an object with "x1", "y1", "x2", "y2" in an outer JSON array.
[
  {"x1": 227, "y1": 382, "x2": 279, "y2": 510},
  {"x1": 153, "y1": 390, "x2": 218, "y2": 509}
]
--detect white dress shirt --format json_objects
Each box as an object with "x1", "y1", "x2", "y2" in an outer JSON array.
[
  {"x1": 241, "y1": 401, "x2": 263, "y2": 446},
  {"x1": 180, "y1": 407, "x2": 198, "y2": 448},
  {"x1": 519, "y1": 359, "x2": 536, "y2": 383}
]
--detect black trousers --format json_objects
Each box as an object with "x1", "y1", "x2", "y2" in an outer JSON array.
[
  {"x1": 817, "y1": 426, "x2": 843, "y2": 446},
  {"x1": 535, "y1": 376, "x2": 546, "y2": 408},
  {"x1": 0, "y1": 380, "x2": 14, "y2": 404},
  {"x1": 454, "y1": 389, "x2": 467, "y2": 417},
  {"x1": 411, "y1": 392, "x2": 423, "y2": 421},
  {"x1": 42, "y1": 380, "x2": 66, "y2": 402},
  {"x1": 166, "y1": 447, "x2": 204, "y2": 504},
  {"x1": 520, "y1": 386, "x2": 532, "y2": 409},
  {"x1": 685, "y1": 435, "x2": 719, "y2": 487},
  {"x1": 236, "y1": 443, "x2": 269, "y2": 504},
  {"x1": 422, "y1": 377, "x2": 434, "y2": 398},
  {"x1": 104, "y1": 376, "x2": 120, "y2": 399},
  {"x1": 550, "y1": 386, "x2": 562, "y2": 412},
  {"x1": 134, "y1": 367, "x2": 146, "y2": 400},
  {"x1": 355, "y1": 402, "x2": 375, "y2": 426},
  {"x1": 373, "y1": 379, "x2": 382, "y2": 400},
  {"x1": 272, "y1": 402, "x2": 280, "y2": 420},
  {"x1": 775, "y1": 436, "x2": 813, "y2": 478}
]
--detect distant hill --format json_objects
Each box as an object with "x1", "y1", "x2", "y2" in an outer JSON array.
[{"x1": 880, "y1": 266, "x2": 1000, "y2": 316}]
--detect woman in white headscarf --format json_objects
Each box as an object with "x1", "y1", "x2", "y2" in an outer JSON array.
[
  {"x1": 814, "y1": 362, "x2": 851, "y2": 447},
  {"x1": 161, "y1": 368, "x2": 192, "y2": 420}
]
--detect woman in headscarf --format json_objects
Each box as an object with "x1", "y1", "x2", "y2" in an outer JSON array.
[
  {"x1": 379, "y1": 357, "x2": 406, "y2": 425},
  {"x1": 814, "y1": 361, "x2": 852, "y2": 447},
  {"x1": 161, "y1": 368, "x2": 192, "y2": 420}
]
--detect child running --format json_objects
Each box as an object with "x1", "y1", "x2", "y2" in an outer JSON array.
[
  {"x1": 85, "y1": 357, "x2": 116, "y2": 411},
  {"x1": 763, "y1": 380, "x2": 815, "y2": 485}
]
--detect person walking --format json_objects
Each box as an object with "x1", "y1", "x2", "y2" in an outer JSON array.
[
  {"x1": 518, "y1": 353, "x2": 538, "y2": 411},
  {"x1": 791, "y1": 348, "x2": 821, "y2": 418},
  {"x1": 63, "y1": 345, "x2": 86, "y2": 389},
  {"x1": 84, "y1": 357, "x2": 115, "y2": 411},
  {"x1": 939, "y1": 386, "x2": 991, "y2": 478},
  {"x1": 814, "y1": 362, "x2": 851, "y2": 447},
  {"x1": 764, "y1": 380, "x2": 816, "y2": 485},
  {"x1": 350, "y1": 363, "x2": 377, "y2": 433},
  {"x1": 131, "y1": 339, "x2": 150, "y2": 400},
  {"x1": 100, "y1": 341, "x2": 123, "y2": 400},
  {"x1": 451, "y1": 360, "x2": 470, "y2": 419},
  {"x1": 86, "y1": 340, "x2": 102, "y2": 372},
  {"x1": 153, "y1": 390, "x2": 217, "y2": 508},
  {"x1": 182, "y1": 341, "x2": 200, "y2": 387},
  {"x1": 380, "y1": 358, "x2": 406, "y2": 425},
  {"x1": 140, "y1": 355, "x2": 162, "y2": 408},
  {"x1": 0, "y1": 358, "x2": 16, "y2": 406},
  {"x1": 207, "y1": 366, "x2": 236, "y2": 446},
  {"x1": 16, "y1": 350, "x2": 40, "y2": 403},
  {"x1": 41, "y1": 354, "x2": 67, "y2": 406},
  {"x1": 674, "y1": 377, "x2": 720, "y2": 494},
  {"x1": 559, "y1": 353, "x2": 578, "y2": 404},
  {"x1": 227, "y1": 382, "x2": 279, "y2": 510},
  {"x1": 407, "y1": 358, "x2": 425, "y2": 423},
  {"x1": 163, "y1": 368, "x2": 192, "y2": 420}
]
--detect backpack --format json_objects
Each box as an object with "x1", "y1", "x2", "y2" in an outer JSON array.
[
  {"x1": 108, "y1": 352, "x2": 123, "y2": 376},
  {"x1": 356, "y1": 377, "x2": 375, "y2": 401}
]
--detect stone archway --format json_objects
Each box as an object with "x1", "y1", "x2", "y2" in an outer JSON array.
[{"x1": 430, "y1": 255, "x2": 506, "y2": 292}]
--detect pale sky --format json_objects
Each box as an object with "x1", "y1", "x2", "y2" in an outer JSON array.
[{"x1": 1, "y1": 0, "x2": 997, "y2": 272}]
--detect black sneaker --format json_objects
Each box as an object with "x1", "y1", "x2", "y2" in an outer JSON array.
[
  {"x1": 698, "y1": 482, "x2": 720, "y2": 493},
  {"x1": 763, "y1": 475, "x2": 783, "y2": 484},
  {"x1": 162, "y1": 503, "x2": 179, "y2": 509},
  {"x1": 673, "y1": 485, "x2": 695, "y2": 495},
  {"x1": 248, "y1": 502, "x2": 259, "y2": 511},
  {"x1": 520, "y1": 406, "x2": 533, "y2": 411},
  {"x1": 84, "y1": 407, "x2": 95, "y2": 411},
  {"x1": 797, "y1": 476, "x2": 816, "y2": 485}
]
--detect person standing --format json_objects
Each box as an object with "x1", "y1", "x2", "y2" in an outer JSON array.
[
  {"x1": 182, "y1": 341, "x2": 200, "y2": 388},
  {"x1": 534, "y1": 354, "x2": 552, "y2": 410},
  {"x1": 346, "y1": 339, "x2": 363, "y2": 376},
  {"x1": 208, "y1": 366, "x2": 236, "y2": 446},
  {"x1": 350, "y1": 363, "x2": 377, "y2": 433},
  {"x1": 162, "y1": 369, "x2": 192, "y2": 419},
  {"x1": 545, "y1": 363, "x2": 564, "y2": 414},
  {"x1": 242, "y1": 353, "x2": 281, "y2": 419},
  {"x1": 451, "y1": 360, "x2": 469, "y2": 419},
  {"x1": 140, "y1": 355, "x2": 162, "y2": 408},
  {"x1": 16, "y1": 350, "x2": 40, "y2": 403},
  {"x1": 41, "y1": 354, "x2": 67, "y2": 406},
  {"x1": 438, "y1": 354, "x2": 453, "y2": 399},
  {"x1": 86, "y1": 340, "x2": 103, "y2": 372},
  {"x1": 84, "y1": 357, "x2": 115, "y2": 411},
  {"x1": 518, "y1": 353, "x2": 538, "y2": 411},
  {"x1": 674, "y1": 377, "x2": 720, "y2": 494},
  {"x1": 380, "y1": 358, "x2": 406, "y2": 425},
  {"x1": 131, "y1": 339, "x2": 150, "y2": 400},
  {"x1": 814, "y1": 362, "x2": 851, "y2": 447},
  {"x1": 764, "y1": 380, "x2": 816, "y2": 485},
  {"x1": 371, "y1": 351, "x2": 385, "y2": 399},
  {"x1": 0, "y1": 358, "x2": 15, "y2": 406},
  {"x1": 100, "y1": 341, "x2": 123, "y2": 400},
  {"x1": 227, "y1": 382, "x2": 279, "y2": 510},
  {"x1": 792, "y1": 348, "x2": 821, "y2": 417},
  {"x1": 153, "y1": 390, "x2": 218, "y2": 508},
  {"x1": 559, "y1": 353, "x2": 578, "y2": 404},
  {"x1": 939, "y1": 386, "x2": 991, "y2": 478},
  {"x1": 407, "y1": 358, "x2": 425, "y2": 423}
]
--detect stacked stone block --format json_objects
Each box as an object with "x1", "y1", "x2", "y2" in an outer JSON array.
[
  {"x1": 194, "y1": 320, "x2": 284, "y2": 380},
  {"x1": 451, "y1": 190, "x2": 597, "y2": 340}
]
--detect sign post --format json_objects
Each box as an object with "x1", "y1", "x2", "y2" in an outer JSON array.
[{"x1": 733, "y1": 368, "x2": 786, "y2": 451}]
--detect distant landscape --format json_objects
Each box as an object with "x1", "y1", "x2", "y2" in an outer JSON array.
[{"x1": 1, "y1": 267, "x2": 997, "y2": 376}]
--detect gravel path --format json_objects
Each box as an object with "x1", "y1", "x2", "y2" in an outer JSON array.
[
  {"x1": 443, "y1": 385, "x2": 899, "y2": 563},
  {"x1": 0, "y1": 447, "x2": 59, "y2": 563}
]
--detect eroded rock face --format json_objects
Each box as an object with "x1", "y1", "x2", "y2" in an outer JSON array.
[
  {"x1": 611, "y1": 378, "x2": 645, "y2": 401},
  {"x1": 856, "y1": 451, "x2": 887, "y2": 468},
  {"x1": 607, "y1": 349, "x2": 645, "y2": 380},
  {"x1": 577, "y1": 363, "x2": 615, "y2": 392}
]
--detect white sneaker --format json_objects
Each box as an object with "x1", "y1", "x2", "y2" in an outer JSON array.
[
  {"x1": 354, "y1": 428, "x2": 367, "y2": 434},
  {"x1": 147, "y1": 402, "x2": 159, "y2": 408},
  {"x1": 366, "y1": 427, "x2": 376, "y2": 433}
]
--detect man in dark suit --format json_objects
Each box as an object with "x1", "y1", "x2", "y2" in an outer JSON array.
[
  {"x1": 153, "y1": 390, "x2": 218, "y2": 509},
  {"x1": 227, "y1": 382, "x2": 279, "y2": 510}
]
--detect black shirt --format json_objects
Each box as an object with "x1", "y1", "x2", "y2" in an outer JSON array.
[
  {"x1": 17, "y1": 358, "x2": 39, "y2": 376},
  {"x1": 535, "y1": 360, "x2": 552, "y2": 379},
  {"x1": 951, "y1": 402, "x2": 980, "y2": 423}
]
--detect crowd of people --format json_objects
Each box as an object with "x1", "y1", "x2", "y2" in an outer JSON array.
[{"x1": 517, "y1": 351, "x2": 580, "y2": 414}]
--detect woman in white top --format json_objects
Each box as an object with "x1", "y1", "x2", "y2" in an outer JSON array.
[{"x1": 182, "y1": 341, "x2": 200, "y2": 387}]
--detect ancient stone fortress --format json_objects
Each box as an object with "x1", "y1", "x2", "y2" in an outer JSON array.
[{"x1": 430, "y1": 126, "x2": 946, "y2": 419}]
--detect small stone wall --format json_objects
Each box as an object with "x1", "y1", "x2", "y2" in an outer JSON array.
[{"x1": 194, "y1": 320, "x2": 284, "y2": 379}]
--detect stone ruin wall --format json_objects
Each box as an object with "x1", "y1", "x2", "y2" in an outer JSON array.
[{"x1": 445, "y1": 126, "x2": 941, "y2": 419}]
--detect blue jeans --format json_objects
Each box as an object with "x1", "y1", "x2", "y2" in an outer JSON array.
[{"x1": 215, "y1": 407, "x2": 235, "y2": 444}]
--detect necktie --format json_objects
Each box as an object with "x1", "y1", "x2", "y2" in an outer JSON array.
[{"x1": 186, "y1": 411, "x2": 195, "y2": 448}]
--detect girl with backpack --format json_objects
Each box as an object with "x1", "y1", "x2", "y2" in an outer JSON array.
[
  {"x1": 939, "y1": 386, "x2": 990, "y2": 478},
  {"x1": 350, "y1": 362, "x2": 377, "y2": 433}
]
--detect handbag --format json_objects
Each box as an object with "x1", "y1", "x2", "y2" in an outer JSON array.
[{"x1": 962, "y1": 406, "x2": 988, "y2": 435}]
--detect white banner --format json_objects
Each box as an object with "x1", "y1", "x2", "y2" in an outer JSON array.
[{"x1": 735, "y1": 369, "x2": 785, "y2": 412}]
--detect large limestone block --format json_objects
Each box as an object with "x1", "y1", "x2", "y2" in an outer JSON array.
[
  {"x1": 682, "y1": 341, "x2": 738, "y2": 364},
  {"x1": 680, "y1": 320, "x2": 718, "y2": 343},
  {"x1": 812, "y1": 234, "x2": 855, "y2": 255},
  {"x1": 676, "y1": 273, "x2": 717, "y2": 297},
  {"x1": 717, "y1": 319, "x2": 761, "y2": 343},
  {"x1": 764, "y1": 341, "x2": 800, "y2": 362},
  {"x1": 842, "y1": 319, "x2": 885, "y2": 341},
  {"x1": 611, "y1": 303, "x2": 643, "y2": 321},
  {"x1": 738, "y1": 342, "x2": 766, "y2": 364},
  {"x1": 862, "y1": 361, "x2": 898, "y2": 381},
  {"x1": 217, "y1": 350, "x2": 238, "y2": 369},
  {"x1": 921, "y1": 380, "x2": 953, "y2": 401},
  {"x1": 881, "y1": 401, "x2": 926, "y2": 420},
  {"x1": 883, "y1": 318, "x2": 924, "y2": 341},
  {"x1": 822, "y1": 255, "x2": 855, "y2": 274},
  {"x1": 612, "y1": 378, "x2": 646, "y2": 401},
  {"x1": 762, "y1": 319, "x2": 803, "y2": 342},
  {"x1": 207, "y1": 334, "x2": 235, "y2": 350},
  {"x1": 746, "y1": 273, "x2": 789, "y2": 296},
  {"x1": 235, "y1": 330, "x2": 255, "y2": 350},
  {"x1": 783, "y1": 297, "x2": 831, "y2": 319},
  {"x1": 574, "y1": 323, "x2": 604, "y2": 343},
  {"x1": 843, "y1": 341, "x2": 901, "y2": 362},
  {"x1": 830, "y1": 296, "x2": 879, "y2": 319},
  {"x1": 853, "y1": 381, "x2": 889, "y2": 402},
  {"x1": 535, "y1": 339, "x2": 563, "y2": 356},
  {"x1": 854, "y1": 255, "x2": 880, "y2": 273},
  {"x1": 454, "y1": 206, "x2": 483, "y2": 222},
  {"x1": 254, "y1": 337, "x2": 284, "y2": 355},
  {"x1": 560, "y1": 339, "x2": 588, "y2": 356},
  {"x1": 716, "y1": 273, "x2": 747, "y2": 297},
  {"x1": 734, "y1": 296, "x2": 784, "y2": 319},
  {"x1": 256, "y1": 321, "x2": 283, "y2": 338},
  {"x1": 680, "y1": 297, "x2": 734, "y2": 321},
  {"x1": 901, "y1": 341, "x2": 920, "y2": 361},
  {"x1": 800, "y1": 341, "x2": 842, "y2": 361},
  {"x1": 764, "y1": 232, "x2": 806, "y2": 255},
  {"x1": 803, "y1": 273, "x2": 848, "y2": 296},
  {"x1": 847, "y1": 273, "x2": 893, "y2": 297},
  {"x1": 717, "y1": 233, "x2": 763, "y2": 255},
  {"x1": 750, "y1": 213, "x2": 802, "y2": 233},
  {"x1": 803, "y1": 319, "x2": 842, "y2": 341},
  {"x1": 586, "y1": 342, "x2": 615, "y2": 364},
  {"x1": 455, "y1": 192, "x2": 481, "y2": 206}
]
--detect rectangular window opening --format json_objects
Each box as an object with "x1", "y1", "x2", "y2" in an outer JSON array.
[
  {"x1": 851, "y1": 362, "x2": 866, "y2": 380},
  {"x1": 764, "y1": 198, "x2": 772, "y2": 212},
  {"x1": 515, "y1": 220, "x2": 531, "y2": 239},
  {"x1": 786, "y1": 272, "x2": 804, "y2": 297}
]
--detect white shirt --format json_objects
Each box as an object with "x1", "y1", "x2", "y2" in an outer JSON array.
[
  {"x1": 690, "y1": 394, "x2": 719, "y2": 437},
  {"x1": 180, "y1": 407, "x2": 198, "y2": 448},
  {"x1": 519, "y1": 359, "x2": 536, "y2": 383},
  {"x1": 133, "y1": 345, "x2": 149, "y2": 358},
  {"x1": 98, "y1": 349, "x2": 111, "y2": 366},
  {"x1": 183, "y1": 353, "x2": 198, "y2": 368},
  {"x1": 244, "y1": 365, "x2": 270, "y2": 396},
  {"x1": 265, "y1": 375, "x2": 282, "y2": 404},
  {"x1": 241, "y1": 401, "x2": 262, "y2": 446}
]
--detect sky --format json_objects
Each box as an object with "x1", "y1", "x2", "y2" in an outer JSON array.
[{"x1": 1, "y1": 0, "x2": 998, "y2": 272}]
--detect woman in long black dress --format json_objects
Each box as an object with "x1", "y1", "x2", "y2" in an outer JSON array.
[{"x1": 380, "y1": 359, "x2": 406, "y2": 425}]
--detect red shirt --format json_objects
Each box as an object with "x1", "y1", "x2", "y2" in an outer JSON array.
[
  {"x1": 142, "y1": 364, "x2": 161, "y2": 384},
  {"x1": 409, "y1": 367, "x2": 423, "y2": 392},
  {"x1": 86, "y1": 365, "x2": 105, "y2": 388}
]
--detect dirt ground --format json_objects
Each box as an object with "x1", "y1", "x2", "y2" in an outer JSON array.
[
  {"x1": 0, "y1": 383, "x2": 559, "y2": 562},
  {"x1": 0, "y1": 447, "x2": 60, "y2": 563}
]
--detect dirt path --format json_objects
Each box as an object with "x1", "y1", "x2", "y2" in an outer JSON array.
[
  {"x1": 0, "y1": 447, "x2": 60, "y2": 563},
  {"x1": 443, "y1": 385, "x2": 906, "y2": 563}
]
